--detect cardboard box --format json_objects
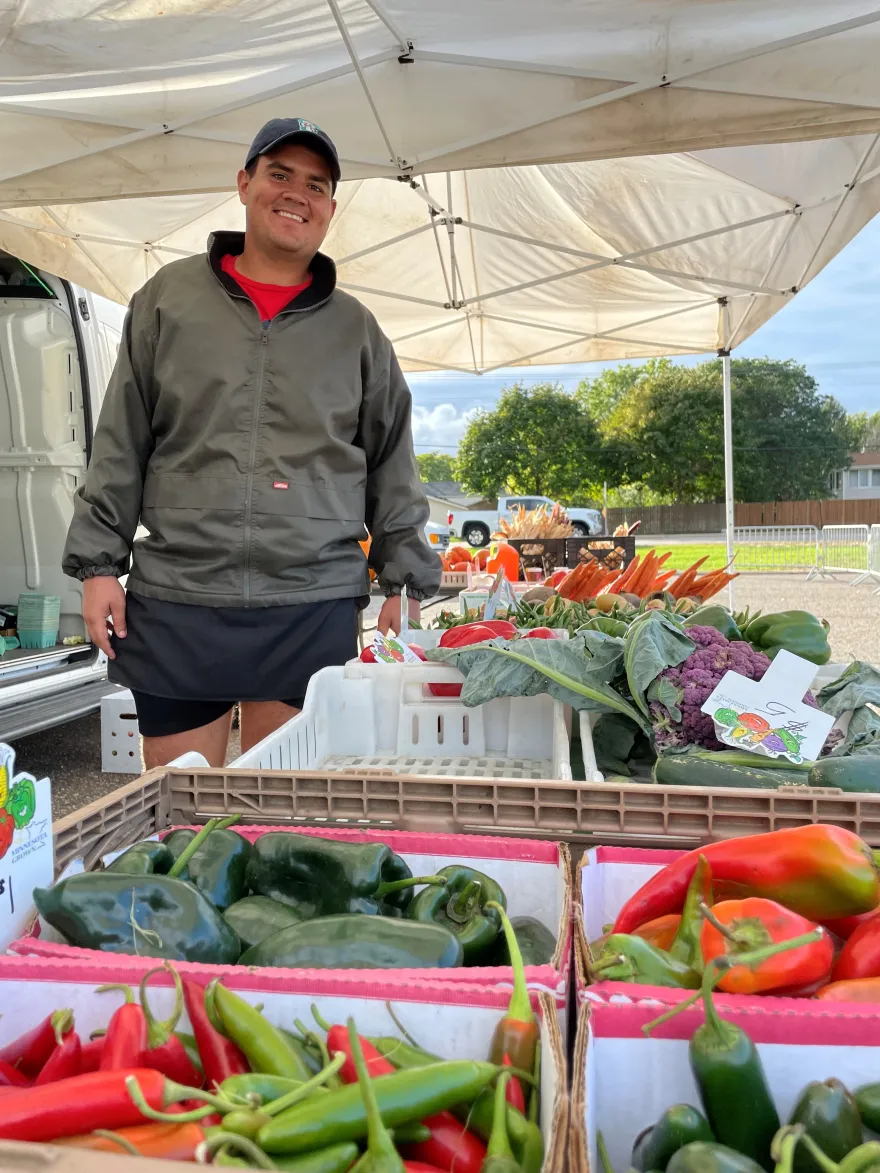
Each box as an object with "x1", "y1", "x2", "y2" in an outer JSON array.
[{"x1": 0, "y1": 955, "x2": 568, "y2": 1172}]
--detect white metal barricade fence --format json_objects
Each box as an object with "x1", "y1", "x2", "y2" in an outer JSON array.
[
  {"x1": 733, "y1": 526, "x2": 820, "y2": 572},
  {"x1": 810, "y1": 524, "x2": 871, "y2": 581},
  {"x1": 853, "y1": 524, "x2": 880, "y2": 592}
]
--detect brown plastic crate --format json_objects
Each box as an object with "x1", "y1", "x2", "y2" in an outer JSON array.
[
  {"x1": 52, "y1": 771, "x2": 172, "y2": 874},
  {"x1": 508, "y1": 537, "x2": 567, "y2": 577},
  {"x1": 565, "y1": 535, "x2": 636, "y2": 571}
]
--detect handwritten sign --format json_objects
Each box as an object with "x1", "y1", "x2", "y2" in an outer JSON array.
[
  {"x1": 370, "y1": 631, "x2": 422, "y2": 664},
  {"x1": 0, "y1": 744, "x2": 53, "y2": 949},
  {"x1": 700, "y1": 650, "x2": 835, "y2": 765}
]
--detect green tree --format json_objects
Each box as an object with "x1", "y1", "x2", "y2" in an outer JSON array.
[
  {"x1": 416, "y1": 452, "x2": 458, "y2": 482},
  {"x1": 851, "y1": 410, "x2": 880, "y2": 451},
  {"x1": 576, "y1": 359, "x2": 664, "y2": 426},
  {"x1": 600, "y1": 357, "x2": 857, "y2": 502},
  {"x1": 456, "y1": 382, "x2": 604, "y2": 500}
]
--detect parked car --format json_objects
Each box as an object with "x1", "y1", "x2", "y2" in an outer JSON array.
[
  {"x1": 424, "y1": 521, "x2": 451, "y2": 551},
  {"x1": 448, "y1": 496, "x2": 604, "y2": 547}
]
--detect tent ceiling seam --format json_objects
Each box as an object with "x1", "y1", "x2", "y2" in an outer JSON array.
[
  {"x1": 335, "y1": 221, "x2": 434, "y2": 265},
  {"x1": 325, "y1": 0, "x2": 400, "y2": 169},
  {"x1": 361, "y1": 0, "x2": 410, "y2": 52}
]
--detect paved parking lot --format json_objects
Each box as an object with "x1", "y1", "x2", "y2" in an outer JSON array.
[{"x1": 9, "y1": 576, "x2": 878, "y2": 821}]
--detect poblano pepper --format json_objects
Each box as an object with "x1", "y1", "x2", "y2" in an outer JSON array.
[
  {"x1": 104, "y1": 841, "x2": 175, "y2": 876},
  {"x1": 744, "y1": 610, "x2": 831, "y2": 666},
  {"x1": 489, "y1": 916, "x2": 557, "y2": 967},
  {"x1": 223, "y1": 895, "x2": 306, "y2": 951},
  {"x1": 245, "y1": 832, "x2": 444, "y2": 917},
  {"x1": 406, "y1": 864, "x2": 505, "y2": 965},
  {"x1": 162, "y1": 826, "x2": 252, "y2": 912},
  {"x1": 33, "y1": 872, "x2": 241, "y2": 964},
  {"x1": 684, "y1": 607, "x2": 742, "y2": 643}
]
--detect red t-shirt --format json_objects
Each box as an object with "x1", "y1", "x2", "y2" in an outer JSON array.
[{"x1": 221, "y1": 253, "x2": 312, "y2": 321}]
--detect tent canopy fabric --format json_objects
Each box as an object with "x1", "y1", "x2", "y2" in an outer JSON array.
[{"x1": 3, "y1": 1, "x2": 880, "y2": 371}]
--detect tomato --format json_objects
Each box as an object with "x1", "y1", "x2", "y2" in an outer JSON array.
[
  {"x1": 740, "y1": 712, "x2": 770, "y2": 733},
  {"x1": 472, "y1": 549, "x2": 490, "y2": 570},
  {"x1": 446, "y1": 545, "x2": 473, "y2": 565},
  {"x1": 526, "y1": 627, "x2": 555, "y2": 639},
  {"x1": 359, "y1": 647, "x2": 377, "y2": 663},
  {"x1": 449, "y1": 563, "x2": 471, "y2": 572}
]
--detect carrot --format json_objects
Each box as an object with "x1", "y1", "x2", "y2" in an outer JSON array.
[
  {"x1": 630, "y1": 551, "x2": 658, "y2": 597},
  {"x1": 649, "y1": 570, "x2": 677, "y2": 592},
  {"x1": 668, "y1": 556, "x2": 710, "y2": 599},
  {"x1": 656, "y1": 551, "x2": 673, "y2": 567},
  {"x1": 606, "y1": 556, "x2": 640, "y2": 595}
]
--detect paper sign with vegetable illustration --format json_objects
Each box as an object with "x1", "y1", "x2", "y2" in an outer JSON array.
[
  {"x1": 700, "y1": 649, "x2": 835, "y2": 764},
  {"x1": 369, "y1": 632, "x2": 421, "y2": 664},
  {"x1": 0, "y1": 743, "x2": 53, "y2": 949}
]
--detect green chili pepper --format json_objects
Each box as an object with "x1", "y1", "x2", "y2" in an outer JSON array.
[
  {"x1": 666, "y1": 1142, "x2": 766, "y2": 1173},
  {"x1": 258, "y1": 1059, "x2": 502, "y2": 1155},
  {"x1": 789, "y1": 1080, "x2": 863, "y2": 1173},
  {"x1": 482, "y1": 1071, "x2": 520, "y2": 1173},
  {"x1": 592, "y1": 933, "x2": 702, "y2": 988},
  {"x1": 407, "y1": 865, "x2": 506, "y2": 965},
  {"x1": 211, "y1": 981, "x2": 314, "y2": 1082},
  {"x1": 840, "y1": 1142, "x2": 880, "y2": 1173},
  {"x1": 668, "y1": 856, "x2": 712, "y2": 972},
  {"x1": 163, "y1": 822, "x2": 252, "y2": 912},
  {"x1": 633, "y1": 1105, "x2": 715, "y2": 1171},
  {"x1": 519, "y1": 1122, "x2": 545, "y2": 1173},
  {"x1": 345, "y1": 1017, "x2": 405, "y2": 1173},
  {"x1": 221, "y1": 1073, "x2": 310, "y2": 1104},
  {"x1": 246, "y1": 832, "x2": 444, "y2": 918},
  {"x1": 485, "y1": 901, "x2": 540, "y2": 1077},
  {"x1": 104, "y1": 840, "x2": 174, "y2": 875}
]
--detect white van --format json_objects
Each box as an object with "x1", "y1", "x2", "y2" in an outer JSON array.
[{"x1": 0, "y1": 251, "x2": 124, "y2": 741}]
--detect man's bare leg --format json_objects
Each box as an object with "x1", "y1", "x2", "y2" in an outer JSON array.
[
  {"x1": 239, "y1": 700, "x2": 300, "y2": 754},
  {"x1": 143, "y1": 709, "x2": 234, "y2": 770}
]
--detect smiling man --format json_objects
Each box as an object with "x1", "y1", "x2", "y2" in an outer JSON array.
[{"x1": 62, "y1": 118, "x2": 440, "y2": 768}]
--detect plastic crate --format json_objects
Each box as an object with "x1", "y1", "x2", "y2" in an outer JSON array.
[
  {"x1": 508, "y1": 537, "x2": 567, "y2": 577},
  {"x1": 16, "y1": 592, "x2": 60, "y2": 648},
  {"x1": 229, "y1": 661, "x2": 573, "y2": 780},
  {"x1": 564, "y1": 536, "x2": 636, "y2": 571}
]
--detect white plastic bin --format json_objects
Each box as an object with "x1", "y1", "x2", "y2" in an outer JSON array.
[{"x1": 229, "y1": 661, "x2": 573, "y2": 779}]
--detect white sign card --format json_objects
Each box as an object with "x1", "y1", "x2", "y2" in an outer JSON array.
[
  {"x1": 370, "y1": 631, "x2": 422, "y2": 663},
  {"x1": 700, "y1": 649, "x2": 835, "y2": 765},
  {"x1": 0, "y1": 744, "x2": 53, "y2": 949},
  {"x1": 483, "y1": 568, "x2": 514, "y2": 620}
]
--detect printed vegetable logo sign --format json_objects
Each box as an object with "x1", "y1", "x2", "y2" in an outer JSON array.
[
  {"x1": 713, "y1": 707, "x2": 806, "y2": 763},
  {"x1": 0, "y1": 745, "x2": 37, "y2": 860}
]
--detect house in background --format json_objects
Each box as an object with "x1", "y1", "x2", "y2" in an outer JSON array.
[
  {"x1": 421, "y1": 481, "x2": 493, "y2": 525},
  {"x1": 830, "y1": 451, "x2": 880, "y2": 499}
]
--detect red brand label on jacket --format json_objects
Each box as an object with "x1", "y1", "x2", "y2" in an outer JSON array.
[{"x1": 273, "y1": 481, "x2": 289, "y2": 489}]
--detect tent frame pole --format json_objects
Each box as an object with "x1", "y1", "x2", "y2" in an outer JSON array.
[{"x1": 719, "y1": 298, "x2": 736, "y2": 609}]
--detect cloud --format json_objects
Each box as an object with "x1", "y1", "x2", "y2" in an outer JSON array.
[{"x1": 411, "y1": 402, "x2": 480, "y2": 451}]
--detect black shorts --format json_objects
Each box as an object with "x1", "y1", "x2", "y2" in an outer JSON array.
[{"x1": 109, "y1": 592, "x2": 360, "y2": 738}]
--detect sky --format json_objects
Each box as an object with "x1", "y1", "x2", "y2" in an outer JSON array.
[{"x1": 407, "y1": 214, "x2": 880, "y2": 456}]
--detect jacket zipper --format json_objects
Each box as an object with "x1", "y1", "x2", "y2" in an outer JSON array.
[{"x1": 242, "y1": 321, "x2": 271, "y2": 606}]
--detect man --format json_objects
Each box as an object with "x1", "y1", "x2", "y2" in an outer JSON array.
[{"x1": 62, "y1": 118, "x2": 441, "y2": 769}]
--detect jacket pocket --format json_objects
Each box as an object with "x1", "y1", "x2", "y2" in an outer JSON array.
[
  {"x1": 252, "y1": 482, "x2": 364, "y2": 521},
  {"x1": 143, "y1": 474, "x2": 242, "y2": 511}
]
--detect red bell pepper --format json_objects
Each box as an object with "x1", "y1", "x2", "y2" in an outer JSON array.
[
  {"x1": 326, "y1": 1025, "x2": 487, "y2": 1173},
  {"x1": 439, "y1": 622, "x2": 514, "y2": 649},
  {"x1": 823, "y1": 910, "x2": 879, "y2": 940},
  {"x1": 525, "y1": 628, "x2": 554, "y2": 639},
  {"x1": 99, "y1": 984, "x2": 148, "y2": 1071},
  {"x1": 140, "y1": 965, "x2": 203, "y2": 1087},
  {"x1": 36, "y1": 1029, "x2": 82, "y2": 1085},
  {"x1": 832, "y1": 914, "x2": 880, "y2": 982},
  {"x1": 700, "y1": 898, "x2": 833, "y2": 995},
  {"x1": 182, "y1": 979, "x2": 249, "y2": 1086},
  {"x1": 613, "y1": 825, "x2": 880, "y2": 935},
  {"x1": 0, "y1": 1008, "x2": 74, "y2": 1078},
  {"x1": 0, "y1": 1060, "x2": 31, "y2": 1088}
]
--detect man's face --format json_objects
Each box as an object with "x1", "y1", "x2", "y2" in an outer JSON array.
[{"x1": 237, "y1": 141, "x2": 336, "y2": 260}]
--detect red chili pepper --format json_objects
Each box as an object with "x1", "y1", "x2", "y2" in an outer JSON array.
[
  {"x1": 502, "y1": 1053, "x2": 526, "y2": 1113},
  {"x1": 0, "y1": 1060, "x2": 31, "y2": 1088},
  {"x1": 182, "y1": 979, "x2": 249, "y2": 1086},
  {"x1": 328, "y1": 1025, "x2": 486, "y2": 1173},
  {"x1": 613, "y1": 825, "x2": 880, "y2": 935},
  {"x1": 0, "y1": 1068, "x2": 171, "y2": 1140},
  {"x1": 832, "y1": 914, "x2": 880, "y2": 982},
  {"x1": 140, "y1": 965, "x2": 203, "y2": 1088},
  {"x1": 99, "y1": 984, "x2": 148, "y2": 1071},
  {"x1": 35, "y1": 1029, "x2": 82, "y2": 1085},
  {"x1": 0, "y1": 1009, "x2": 74, "y2": 1078},
  {"x1": 53, "y1": 1120, "x2": 206, "y2": 1160},
  {"x1": 700, "y1": 898, "x2": 832, "y2": 995},
  {"x1": 80, "y1": 1036, "x2": 106, "y2": 1074},
  {"x1": 823, "y1": 911, "x2": 879, "y2": 940}
]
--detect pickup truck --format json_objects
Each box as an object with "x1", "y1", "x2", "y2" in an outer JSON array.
[{"x1": 448, "y1": 496, "x2": 604, "y2": 548}]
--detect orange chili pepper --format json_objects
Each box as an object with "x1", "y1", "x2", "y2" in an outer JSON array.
[
  {"x1": 53, "y1": 1121, "x2": 205, "y2": 1159},
  {"x1": 815, "y1": 978, "x2": 880, "y2": 1003},
  {"x1": 633, "y1": 914, "x2": 682, "y2": 952},
  {"x1": 700, "y1": 897, "x2": 833, "y2": 995}
]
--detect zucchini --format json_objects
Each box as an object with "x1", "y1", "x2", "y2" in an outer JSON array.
[
  {"x1": 653, "y1": 754, "x2": 811, "y2": 790},
  {"x1": 808, "y1": 756, "x2": 880, "y2": 793}
]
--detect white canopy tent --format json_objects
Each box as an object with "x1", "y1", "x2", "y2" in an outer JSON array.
[{"x1": 4, "y1": 0, "x2": 880, "y2": 584}]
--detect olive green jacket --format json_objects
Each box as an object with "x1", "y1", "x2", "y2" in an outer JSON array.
[{"x1": 62, "y1": 232, "x2": 441, "y2": 606}]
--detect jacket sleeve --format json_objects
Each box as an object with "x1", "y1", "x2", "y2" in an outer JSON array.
[
  {"x1": 62, "y1": 292, "x2": 157, "y2": 581},
  {"x1": 360, "y1": 334, "x2": 442, "y2": 601}
]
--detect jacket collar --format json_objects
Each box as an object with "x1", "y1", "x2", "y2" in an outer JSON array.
[{"x1": 207, "y1": 230, "x2": 337, "y2": 313}]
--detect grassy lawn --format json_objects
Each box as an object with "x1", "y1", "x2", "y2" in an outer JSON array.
[
  {"x1": 456, "y1": 540, "x2": 819, "y2": 573},
  {"x1": 643, "y1": 543, "x2": 729, "y2": 572}
]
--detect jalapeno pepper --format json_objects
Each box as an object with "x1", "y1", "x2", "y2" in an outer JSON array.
[
  {"x1": 407, "y1": 865, "x2": 506, "y2": 965},
  {"x1": 788, "y1": 1079, "x2": 862, "y2": 1173},
  {"x1": 633, "y1": 1105, "x2": 714, "y2": 1171},
  {"x1": 666, "y1": 1143, "x2": 766, "y2": 1173}
]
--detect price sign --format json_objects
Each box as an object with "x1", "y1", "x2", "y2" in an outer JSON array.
[
  {"x1": 0, "y1": 744, "x2": 53, "y2": 949},
  {"x1": 700, "y1": 650, "x2": 835, "y2": 765},
  {"x1": 370, "y1": 632, "x2": 422, "y2": 663},
  {"x1": 483, "y1": 569, "x2": 508, "y2": 620}
]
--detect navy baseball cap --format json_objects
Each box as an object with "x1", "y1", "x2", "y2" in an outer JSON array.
[{"x1": 245, "y1": 118, "x2": 341, "y2": 190}]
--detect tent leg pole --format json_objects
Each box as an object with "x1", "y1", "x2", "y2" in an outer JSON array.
[{"x1": 722, "y1": 347, "x2": 735, "y2": 610}]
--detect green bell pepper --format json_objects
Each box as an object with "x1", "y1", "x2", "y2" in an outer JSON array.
[
  {"x1": 406, "y1": 864, "x2": 505, "y2": 965},
  {"x1": 744, "y1": 610, "x2": 831, "y2": 666},
  {"x1": 238, "y1": 913, "x2": 463, "y2": 969},
  {"x1": 162, "y1": 827, "x2": 252, "y2": 911},
  {"x1": 223, "y1": 895, "x2": 306, "y2": 951},
  {"x1": 7, "y1": 778, "x2": 35, "y2": 829},
  {"x1": 245, "y1": 832, "x2": 442, "y2": 917},
  {"x1": 684, "y1": 606, "x2": 742, "y2": 642},
  {"x1": 104, "y1": 840, "x2": 175, "y2": 876},
  {"x1": 32, "y1": 872, "x2": 241, "y2": 964}
]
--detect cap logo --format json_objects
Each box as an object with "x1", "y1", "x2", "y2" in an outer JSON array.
[{"x1": 297, "y1": 119, "x2": 320, "y2": 135}]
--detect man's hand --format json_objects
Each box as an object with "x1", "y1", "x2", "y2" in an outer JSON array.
[
  {"x1": 377, "y1": 595, "x2": 420, "y2": 636},
  {"x1": 82, "y1": 576, "x2": 127, "y2": 659}
]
